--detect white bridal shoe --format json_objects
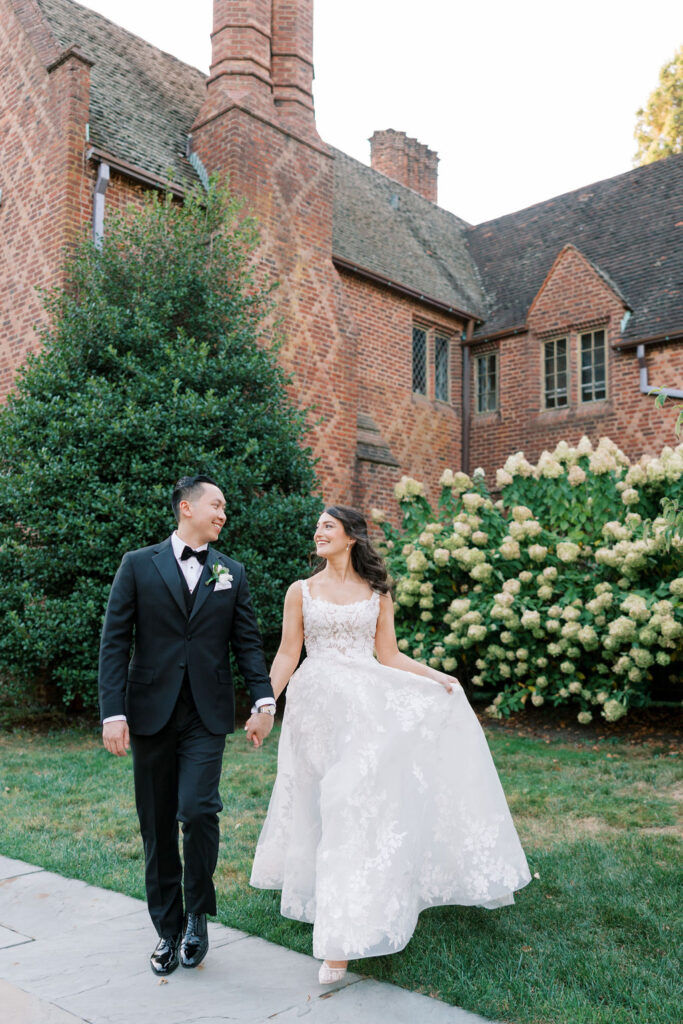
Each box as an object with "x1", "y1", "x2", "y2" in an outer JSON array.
[{"x1": 318, "y1": 961, "x2": 348, "y2": 984}]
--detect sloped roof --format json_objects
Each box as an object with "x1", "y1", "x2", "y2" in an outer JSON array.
[
  {"x1": 467, "y1": 156, "x2": 683, "y2": 343},
  {"x1": 332, "y1": 149, "x2": 487, "y2": 320},
  {"x1": 35, "y1": 0, "x2": 205, "y2": 188}
]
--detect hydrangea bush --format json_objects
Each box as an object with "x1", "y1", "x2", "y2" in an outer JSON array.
[{"x1": 375, "y1": 437, "x2": 683, "y2": 724}]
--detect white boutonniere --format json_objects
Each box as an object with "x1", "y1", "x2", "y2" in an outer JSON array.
[{"x1": 206, "y1": 563, "x2": 233, "y2": 591}]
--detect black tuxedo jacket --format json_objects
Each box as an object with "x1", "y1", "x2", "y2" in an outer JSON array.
[{"x1": 98, "y1": 538, "x2": 274, "y2": 735}]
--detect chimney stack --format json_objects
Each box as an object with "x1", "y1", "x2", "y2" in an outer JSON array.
[
  {"x1": 272, "y1": 0, "x2": 315, "y2": 131},
  {"x1": 370, "y1": 130, "x2": 439, "y2": 204}
]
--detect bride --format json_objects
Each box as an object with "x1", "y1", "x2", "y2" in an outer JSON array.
[{"x1": 250, "y1": 505, "x2": 530, "y2": 984}]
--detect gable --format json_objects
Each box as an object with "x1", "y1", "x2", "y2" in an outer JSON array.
[{"x1": 527, "y1": 244, "x2": 629, "y2": 336}]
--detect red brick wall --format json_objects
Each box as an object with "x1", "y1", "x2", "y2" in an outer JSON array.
[
  {"x1": 0, "y1": 0, "x2": 92, "y2": 400},
  {"x1": 340, "y1": 272, "x2": 464, "y2": 515}
]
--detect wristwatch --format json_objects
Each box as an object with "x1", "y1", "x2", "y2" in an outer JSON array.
[{"x1": 251, "y1": 704, "x2": 276, "y2": 715}]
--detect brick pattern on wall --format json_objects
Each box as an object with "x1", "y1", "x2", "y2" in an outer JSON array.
[{"x1": 0, "y1": 0, "x2": 91, "y2": 400}]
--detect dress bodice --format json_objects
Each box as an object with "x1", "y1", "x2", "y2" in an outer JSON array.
[{"x1": 300, "y1": 579, "x2": 379, "y2": 660}]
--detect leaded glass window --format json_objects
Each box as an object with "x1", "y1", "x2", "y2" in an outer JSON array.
[
  {"x1": 476, "y1": 353, "x2": 498, "y2": 413},
  {"x1": 544, "y1": 338, "x2": 568, "y2": 408},
  {"x1": 434, "y1": 335, "x2": 449, "y2": 401},
  {"x1": 412, "y1": 326, "x2": 427, "y2": 395},
  {"x1": 580, "y1": 329, "x2": 607, "y2": 402}
]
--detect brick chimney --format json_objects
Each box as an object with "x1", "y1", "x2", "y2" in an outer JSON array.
[
  {"x1": 272, "y1": 0, "x2": 315, "y2": 131},
  {"x1": 370, "y1": 129, "x2": 439, "y2": 203},
  {"x1": 195, "y1": 0, "x2": 316, "y2": 136}
]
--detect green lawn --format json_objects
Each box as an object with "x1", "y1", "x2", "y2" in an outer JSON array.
[{"x1": 0, "y1": 723, "x2": 680, "y2": 1024}]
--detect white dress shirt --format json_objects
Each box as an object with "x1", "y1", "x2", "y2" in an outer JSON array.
[{"x1": 103, "y1": 533, "x2": 274, "y2": 724}]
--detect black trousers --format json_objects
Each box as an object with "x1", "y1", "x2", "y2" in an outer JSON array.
[{"x1": 130, "y1": 681, "x2": 226, "y2": 938}]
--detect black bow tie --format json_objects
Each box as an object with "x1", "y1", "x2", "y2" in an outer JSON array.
[{"x1": 180, "y1": 545, "x2": 208, "y2": 565}]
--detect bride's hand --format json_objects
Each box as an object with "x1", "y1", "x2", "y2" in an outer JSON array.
[{"x1": 435, "y1": 671, "x2": 459, "y2": 693}]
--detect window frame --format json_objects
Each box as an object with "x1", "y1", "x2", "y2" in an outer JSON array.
[
  {"x1": 543, "y1": 336, "x2": 569, "y2": 410},
  {"x1": 412, "y1": 325, "x2": 428, "y2": 397},
  {"x1": 579, "y1": 327, "x2": 608, "y2": 404},
  {"x1": 474, "y1": 351, "x2": 498, "y2": 414},
  {"x1": 434, "y1": 333, "x2": 450, "y2": 403}
]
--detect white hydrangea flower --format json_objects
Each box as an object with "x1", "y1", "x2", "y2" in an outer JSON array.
[
  {"x1": 531, "y1": 693, "x2": 545, "y2": 706},
  {"x1": 499, "y1": 663, "x2": 511, "y2": 678},
  {"x1": 496, "y1": 469, "x2": 514, "y2": 488},
  {"x1": 470, "y1": 562, "x2": 493, "y2": 582},
  {"x1": 439, "y1": 468, "x2": 455, "y2": 487},
  {"x1": 418, "y1": 530, "x2": 435, "y2": 547},
  {"x1": 577, "y1": 436, "x2": 593, "y2": 455},
  {"x1": 420, "y1": 611, "x2": 433, "y2": 622},
  {"x1": 462, "y1": 491, "x2": 485, "y2": 512},
  {"x1": 557, "y1": 541, "x2": 580, "y2": 563},
  {"x1": 502, "y1": 578, "x2": 521, "y2": 595},
  {"x1": 397, "y1": 638, "x2": 409, "y2": 651},
  {"x1": 449, "y1": 597, "x2": 471, "y2": 616},
  {"x1": 512, "y1": 505, "x2": 534, "y2": 523},
  {"x1": 406, "y1": 550, "x2": 428, "y2": 573},
  {"x1": 537, "y1": 584, "x2": 553, "y2": 600},
  {"x1": 519, "y1": 571, "x2": 533, "y2": 583},
  {"x1": 669, "y1": 578, "x2": 683, "y2": 597},
  {"x1": 560, "y1": 661, "x2": 574, "y2": 674},
  {"x1": 452, "y1": 471, "x2": 473, "y2": 493},
  {"x1": 577, "y1": 711, "x2": 593, "y2": 725},
  {"x1": 500, "y1": 538, "x2": 521, "y2": 559},
  {"x1": 370, "y1": 507, "x2": 386, "y2": 523},
  {"x1": 442, "y1": 657, "x2": 457, "y2": 672},
  {"x1": 603, "y1": 699, "x2": 627, "y2": 722},
  {"x1": 569, "y1": 681, "x2": 583, "y2": 694},
  {"x1": 521, "y1": 609, "x2": 541, "y2": 629},
  {"x1": 621, "y1": 488, "x2": 640, "y2": 506},
  {"x1": 543, "y1": 566, "x2": 558, "y2": 581},
  {"x1": 535, "y1": 451, "x2": 564, "y2": 479},
  {"x1": 522, "y1": 520, "x2": 543, "y2": 538},
  {"x1": 568, "y1": 464, "x2": 587, "y2": 486},
  {"x1": 432, "y1": 548, "x2": 450, "y2": 567}
]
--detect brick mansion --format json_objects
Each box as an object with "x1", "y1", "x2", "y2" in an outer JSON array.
[{"x1": 1, "y1": 0, "x2": 682, "y2": 513}]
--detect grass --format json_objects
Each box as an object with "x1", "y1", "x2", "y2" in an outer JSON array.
[{"x1": 0, "y1": 722, "x2": 681, "y2": 1024}]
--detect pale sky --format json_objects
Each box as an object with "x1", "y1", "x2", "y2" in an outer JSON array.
[{"x1": 83, "y1": 0, "x2": 681, "y2": 224}]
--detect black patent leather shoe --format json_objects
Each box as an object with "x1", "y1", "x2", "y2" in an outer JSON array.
[
  {"x1": 150, "y1": 933, "x2": 181, "y2": 975},
  {"x1": 180, "y1": 912, "x2": 209, "y2": 969}
]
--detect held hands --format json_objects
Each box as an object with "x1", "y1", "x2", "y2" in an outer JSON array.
[
  {"x1": 245, "y1": 712, "x2": 274, "y2": 748},
  {"x1": 102, "y1": 720, "x2": 130, "y2": 756}
]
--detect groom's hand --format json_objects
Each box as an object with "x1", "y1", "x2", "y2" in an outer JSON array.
[
  {"x1": 102, "y1": 720, "x2": 130, "y2": 757},
  {"x1": 245, "y1": 713, "x2": 274, "y2": 748}
]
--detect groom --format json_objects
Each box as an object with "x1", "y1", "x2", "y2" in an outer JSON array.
[{"x1": 99, "y1": 475, "x2": 275, "y2": 975}]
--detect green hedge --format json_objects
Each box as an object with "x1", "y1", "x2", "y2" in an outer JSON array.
[{"x1": 376, "y1": 437, "x2": 683, "y2": 724}]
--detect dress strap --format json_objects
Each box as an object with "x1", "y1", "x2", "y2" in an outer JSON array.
[{"x1": 299, "y1": 578, "x2": 310, "y2": 601}]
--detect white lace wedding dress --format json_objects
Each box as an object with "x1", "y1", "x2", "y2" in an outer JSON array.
[{"x1": 250, "y1": 580, "x2": 531, "y2": 961}]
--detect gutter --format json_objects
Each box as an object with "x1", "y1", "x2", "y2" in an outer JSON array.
[
  {"x1": 461, "y1": 319, "x2": 476, "y2": 474},
  {"x1": 332, "y1": 255, "x2": 479, "y2": 323},
  {"x1": 92, "y1": 161, "x2": 110, "y2": 248},
  {"x1": 615, "y1": 330, "x2": 683, "y2": 351},
  {"x1": 86, "y1": 146, "x2": 186, "y2": 199},
  {"x1": 637, "y1": 344, "x2": 683, "y2": 400}
]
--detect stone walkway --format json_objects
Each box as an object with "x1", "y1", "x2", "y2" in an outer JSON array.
[{"x1": 0, "y1": 855, "x2": 498, "y2": 1024}]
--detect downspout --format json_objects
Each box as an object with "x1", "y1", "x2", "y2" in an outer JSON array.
[
  {"x1": 92, "y1": 161, "x2": 110, "y2": 248},
  {"x1": 461, "y1": 319, "x2": 475, "y2": 474},
  {"x1": 637, "y1": 344, "x2": 683, "y2": 400}
]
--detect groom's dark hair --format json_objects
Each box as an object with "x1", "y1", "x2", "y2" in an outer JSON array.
[{"x1": 171, "y1": 475, "x2": 219, "y2": 523}]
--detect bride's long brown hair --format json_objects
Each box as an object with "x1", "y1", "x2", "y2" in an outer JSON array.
[{"x1": 310, "y1": 505, "x2": 391, "y2": 594}]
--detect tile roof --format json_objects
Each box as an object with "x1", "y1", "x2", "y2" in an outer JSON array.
[
  {"x1": 332, "y1": 149, "x2": 488, "y2": 320},
  {"x1": 35, "y1": 0, "x2": 205, "y2": 188},
  {"x1": 467, "y1": 156, "x2": 683, "y2": 343}
]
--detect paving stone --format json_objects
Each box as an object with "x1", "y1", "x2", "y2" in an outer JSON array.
[
  {"x1": 0, "y1": 855, "x2": 44, "y2": 880},
  {"x1": 0, "y1": 857, "x2": 496, "y2": 1024}
]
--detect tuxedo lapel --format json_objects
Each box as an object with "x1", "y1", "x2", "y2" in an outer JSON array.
[
  {"x1": 152, "y1": 540, "x2": 187, "y2": 618},
  {"x1": 189, "y1": 546, "x2": 225, "y2": 622}
]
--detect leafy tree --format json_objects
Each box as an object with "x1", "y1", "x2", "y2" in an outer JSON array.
[
  {"x1": 634, "y1": 45, "x2": 683, "y2": 165},
  {"x1": 0, "y1": 182, "x2": 321, "y2": 711}
]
